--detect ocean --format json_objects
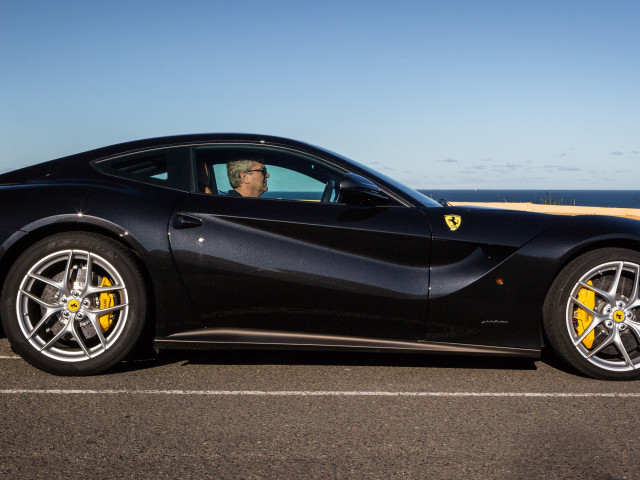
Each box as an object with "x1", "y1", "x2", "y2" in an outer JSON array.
[
  {"x1": 418, "y1": 190, "x2": 640, "y2": 209},
  {"x1": 262, "y1": 189, "x2": 640, "y2": 208}
]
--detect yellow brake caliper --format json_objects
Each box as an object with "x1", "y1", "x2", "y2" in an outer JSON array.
[
  {"x1": 98, "y1": 277, "x2": 116, "y2": 332},
  {"x1": 575, "y1": 280, "x2": 595, "y2": 349}
]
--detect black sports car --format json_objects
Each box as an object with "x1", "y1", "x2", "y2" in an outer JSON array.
[{"x1": 2, "y1": 134, "x2": 640, "y2": 380}]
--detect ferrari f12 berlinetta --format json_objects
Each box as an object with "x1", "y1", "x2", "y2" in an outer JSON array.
[{"x1": 2, "y1": 134, "x2": 640, "y2": 380}]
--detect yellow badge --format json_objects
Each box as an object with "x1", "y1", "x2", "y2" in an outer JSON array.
[
  {"x1": 613, "y1": 310, "x2": 626, "y2": 322},
  {"x1": 68, "y1": 299, "x2": 80, "y2": 312},
  {"x1": 445, "y1": 215, "x2": 462, "y2": 231}
]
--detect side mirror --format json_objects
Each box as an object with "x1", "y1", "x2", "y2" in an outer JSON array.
[{"x1": 339, "y1": 173, "x2": 390, "y2": 206}]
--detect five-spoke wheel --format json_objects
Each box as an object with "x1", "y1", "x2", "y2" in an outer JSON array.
[
  {"x1": 1, "y1": 233, "x2": 147, "y2": 375},
  {"x1": 544, "y1": 248, "x2": 640, "y2": 380}
]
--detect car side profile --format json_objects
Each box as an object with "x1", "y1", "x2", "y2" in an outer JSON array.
[{"x1": 1, "y1": 134, "x2": 640, "y2": 380}]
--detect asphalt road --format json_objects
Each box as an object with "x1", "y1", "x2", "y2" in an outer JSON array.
[{"x1": 2, "y1": 336, "x2": 640, "y2": 479}]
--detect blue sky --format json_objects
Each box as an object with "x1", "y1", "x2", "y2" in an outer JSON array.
[{"x1": 2, "y1": 1, "x2": 639, "y2": 189}]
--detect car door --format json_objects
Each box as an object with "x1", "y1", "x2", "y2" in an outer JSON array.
[{"x1": 168, "y1": 145, "x2": 431, "y2": 340}]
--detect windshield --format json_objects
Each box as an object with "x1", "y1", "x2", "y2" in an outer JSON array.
[{"x1": 315, "y1": 146, "x2": 442, "y2": 208}]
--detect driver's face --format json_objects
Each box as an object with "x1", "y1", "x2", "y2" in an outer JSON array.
[{"x1": 245, "y1": 162, "x2": 269, "y2": 197}]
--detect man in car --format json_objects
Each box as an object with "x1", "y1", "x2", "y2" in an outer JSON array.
[{"x1": 226, "y1": 156, "x2": 270, "y2": 198}]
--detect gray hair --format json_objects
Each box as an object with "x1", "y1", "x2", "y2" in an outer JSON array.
[{"x1": 226, "y1": 155, "x2": 264, "y2": 188}]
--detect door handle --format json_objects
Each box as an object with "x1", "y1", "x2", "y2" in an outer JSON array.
[{"x1": 173, "y1": 214, "x2": 202, "y2": 229}]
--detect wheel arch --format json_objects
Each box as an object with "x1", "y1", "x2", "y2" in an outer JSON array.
[
  {"x1": 544, "y1": 237, "x2": 640, "y2": 301},
  {"x1": 0, "y1": 217, "x2": 157, "y2": 341}
]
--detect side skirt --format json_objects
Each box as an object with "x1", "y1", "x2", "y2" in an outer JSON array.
[{"x1": 154, "y1": 328, "x2": 540, "y2": 358}]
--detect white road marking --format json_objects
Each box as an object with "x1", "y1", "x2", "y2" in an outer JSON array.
[
  {"x1": 0, "y1": 355, "x2": 20, "y2": 359},
  {"x1": 1, "y1": 389, "x2": 640, "y2": 397}
]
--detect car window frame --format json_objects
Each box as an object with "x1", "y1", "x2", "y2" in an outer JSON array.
[
  {"x1": 91, "y1": 146, "x2": 192, "y2": 191},
  {"x1": 189, "y1": 143, "x2": 406, "y2": 207}
]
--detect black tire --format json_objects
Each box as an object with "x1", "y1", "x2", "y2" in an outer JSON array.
[
  {"x1": 544, "y1": 248, "x2": 640, "y2": 380},
  {"x1": 0, "y1": 232, "x2": 147, "y2": 375}
]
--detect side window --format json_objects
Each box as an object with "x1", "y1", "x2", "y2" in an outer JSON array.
[
  {"x1": 261, "y1": 165, "x2": 332, "y2": 201},
  {"x1": 193, "y1": 146, "x2": 344, "y2": 203},
  {"x1": 93, "y1": 147, "x2": 191, "y2": 190}
]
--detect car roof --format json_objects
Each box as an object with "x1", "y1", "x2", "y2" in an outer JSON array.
[{"x1": 0, "y1": 134, "x2": 321, "y2": 184}]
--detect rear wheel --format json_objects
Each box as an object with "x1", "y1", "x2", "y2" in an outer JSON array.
[
  {"x1": 0, "y1": 232, "x2": 147, "y2": 375},
  {"x1": 544, "y1": 248, "x2": 640, "y2": 380}
]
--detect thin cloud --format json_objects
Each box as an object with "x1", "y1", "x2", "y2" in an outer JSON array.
[
  {"x1": 612, "y1": 150, "x2": 640, "y2": 157},
  {"x1": 437, "y1": 158, "x2": 458, "y2": 163},
  {"x1": 557, "y1": 166, "x2": 580, "y2": 172},
  {"x1": 542, "y1": 164, "x2": 580, "y2": 172},
  {"x1": 503, "y1": 163, "x2": 522, "y2": 170},
  {"x1": 554, "y1": 147, "x2": 575, "y2": 157},
  {"x1": 490, "y1": 163, "x2": 523, "y2": 172}
]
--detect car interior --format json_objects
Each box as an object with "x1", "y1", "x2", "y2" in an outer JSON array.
[{"x1": 192, "y1": 146, "x2": 344, "y2": 202}]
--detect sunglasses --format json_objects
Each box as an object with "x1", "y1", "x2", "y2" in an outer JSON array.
[{"x1": 245, "y1": 168, "x2": 268, "y2": 175}]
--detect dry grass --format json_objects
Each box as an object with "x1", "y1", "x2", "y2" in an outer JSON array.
[{"x1": 449, "y1": 202, "x2": 640, "y2": 221}]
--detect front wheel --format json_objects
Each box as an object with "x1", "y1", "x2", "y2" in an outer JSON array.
[
  {"x1": 544, "y1": 248, "x2": 640, "y2": 380},
  {"x1": 1, "y1": 232, "x2": 147, "y2": 375}
]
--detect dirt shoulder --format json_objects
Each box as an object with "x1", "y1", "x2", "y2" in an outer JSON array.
[{"x1": 449, "y1": 202, "x2": 640, "y2": 221}]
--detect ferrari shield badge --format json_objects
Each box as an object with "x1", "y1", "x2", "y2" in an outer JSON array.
[{"x1": 445, "y1": 214, "x2": 462, "y2": 231}]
